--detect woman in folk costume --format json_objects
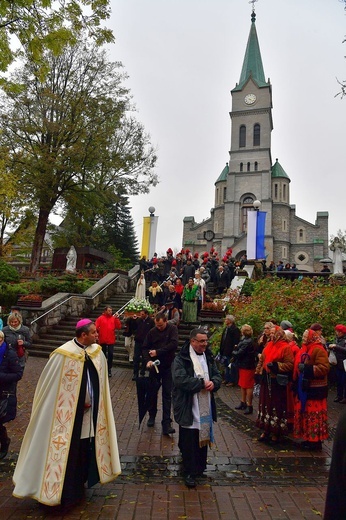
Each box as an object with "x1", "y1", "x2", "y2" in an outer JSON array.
[
  {"x1": 148, "y1": 280, "x2": 163, "y2": 308},
  {"x1": 182, "y1": 278, "x2": 200, "y2": 323},
  {"x1": 284, "y1": 329, "x2": 300, "y2": 432},
  {"x1": 135, "y1": 272, "x2": 146, "y2": 300},
  {"x1": 293, "y1": 328, "x2": 329, "y2": 451},
  {"x1": 13, "y1": 319, "x2": 121, "y2": 509},
  {"x1": 255, "y1": 325, "x2": 294, "y2": 443},
  {"x1": 194, "y1": 272, "x2": 206, "y2": 313}
]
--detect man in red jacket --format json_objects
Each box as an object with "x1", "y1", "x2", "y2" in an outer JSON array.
[{"x1": 95, "y1": 306, "x2": 122, "y2": 377}]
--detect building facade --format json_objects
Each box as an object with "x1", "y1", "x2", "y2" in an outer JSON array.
[{"x1": 182, "y1": 11, "x2": 329, "y2": 272}]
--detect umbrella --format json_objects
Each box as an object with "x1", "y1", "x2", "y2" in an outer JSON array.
[
  {"x1": 136, "y1": 370, "x2": 161, "y2": 427},
  {"x1": 297, "y1": 353, "x2": 310, "y2": 414}
]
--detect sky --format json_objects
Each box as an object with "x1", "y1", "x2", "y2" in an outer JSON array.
[{"x1": 108, "y1": 0, "x2": 346, "y2": 256}]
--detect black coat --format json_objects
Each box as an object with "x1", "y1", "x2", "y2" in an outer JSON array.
[
  {"x1": 172, "y1": 343, "x2": 222, "y2": 427},
  {"x1": 0, "y1": 343, "x2": 24, "y2": 424},
  {"x1": 324, "y1": 408, "x2": 346, "y2": 519},
  {"x1": 232, "y1": 337, "x2": 256, "y2": 369},
  {"x1": 219, "y1": 324, "x2": 241, "y2": 358}
]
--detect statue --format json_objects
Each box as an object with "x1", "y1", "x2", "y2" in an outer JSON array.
[
  {"x1": 330, "y1": 237, "x2": 345, "y2": 275},
  {"x1": 66, "y1": 246, "x2": 77, "y2": 273}
]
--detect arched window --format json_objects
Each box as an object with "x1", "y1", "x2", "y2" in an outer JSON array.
[
  {"x1": 223, "y1": 187, "x2": 227, "y2": 202},
  {"x1": 239, "y1": 125, "x2": 246, "y2": 148},
  {"x1": 240, "y1": 196, "x2": 254, "y2": 232},
  {"x1": 253, "y1": 123, "x2": 260, "y2": 146},
  {"x1": 247, "y1": 162, "x2": 250, "y2": 172},
  {"x1": 254, "y1": 161, "x2": 258, "y2": 171},
  {"x1": 240, "y1": 162, "x2": 243, "y2": 172}
]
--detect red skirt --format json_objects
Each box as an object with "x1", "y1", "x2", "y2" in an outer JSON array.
[
  {"x1": 238, "y1": 368, "x2": 255, "y2": 389},
  {"x1": 293, "y1": 397, "x2": 328, "y2": 442}
]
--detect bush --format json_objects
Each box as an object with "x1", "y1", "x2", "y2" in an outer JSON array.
[
  {"x1": 225, "y1": 277, "x2": 346, "y2": 341},
  {"x1": 0, "y1": 261, "x2": 20, "y2": 283}
]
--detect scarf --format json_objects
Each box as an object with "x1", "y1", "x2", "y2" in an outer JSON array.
[
  {"x1": 149, "y1": 285, "x2": 162, "y2": 297},
  {"x1": 189, "y1": 346, "x2": 214, "y2": 448},
  {"x1": 263, "y1": 335, "x2": 289, "y2": 372}
]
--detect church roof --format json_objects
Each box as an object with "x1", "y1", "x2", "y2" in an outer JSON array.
[
  {"x1": 216, "y1": 163, "x2": 229, "y2": 183},
  {"x1": 271, "y1": 158, "x2": 290, "y2": 180},
  {"x1": 232, "y1": 12, "x2": 268, "y2": 92}
]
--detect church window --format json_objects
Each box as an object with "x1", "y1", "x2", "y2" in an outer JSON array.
[
  {"x1": 239, "y1": 125, "x2": 246, "y2": 148},
  {"x1": 214, "y1": 221, "x2": 219, "y2": 233},
  {"x1": 282, "y1": 219, "x2": 287, "y2": 232},
  {"x1": 215, "y1": 188, "x2": 219, "y2": 206},
  {"x1": 240, "y1": 162, "x2": 243, "y2": 172},
  {"x1": 247, "y1": 162, "x2": 250, "y2": 172},
  {"x1": 282, "y1": 246, "x2": 287, "y2": 259},
  {"x1": 254, "y1": 161, "x2": 258, "y2": 171},
  {"x1": 274, "y1": 183, "x2": 278, "y2": 199},
  {"x1": 223, "y1": 187, "x2": 227, "y2": 202},
  {"x1": 297, "y1": 228, "x2": 306, "y2": 243},
  {"x1": 240, "y1": 196, "x2": 254, "y2": 232},
  {"x1": 283, "y1": 184, "x2": 286, "y2": 201},
  {"x1": 298, "y1": 253, "x2": 306, "y2": 262},
  {"x1": 253, "y1": 124, "x2": 260, "y2": 146}
]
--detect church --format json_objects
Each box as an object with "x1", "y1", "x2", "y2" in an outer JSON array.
[{"x1": 182, "y1": 10, "x2": 329, "y2": 272}]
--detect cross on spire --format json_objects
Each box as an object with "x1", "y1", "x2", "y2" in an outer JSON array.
[{"x1": 249, "y1": 0, "x2": 258, "y2": 22}]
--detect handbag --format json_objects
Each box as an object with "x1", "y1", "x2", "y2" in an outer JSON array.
[
  {"x1": 328, "y1": 350, "x2": 337, "y2": 366},
  {"x1": 276, "y1": 374, "x2": 289, "y2": 386}
]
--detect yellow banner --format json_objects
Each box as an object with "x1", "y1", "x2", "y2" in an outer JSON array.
[{"x1": 140, "y1": 216, "x2": 151, "y2": 258}]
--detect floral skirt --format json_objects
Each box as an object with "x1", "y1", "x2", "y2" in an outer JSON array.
[
  {"x1": 293, "y1": 397, "x2": 328, "y2": 442},
  {"x1": 256, "y1": 377, "x2": 288, "y2": 437}
]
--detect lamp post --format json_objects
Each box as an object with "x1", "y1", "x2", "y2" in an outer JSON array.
[{"x1": 253, "y1": 199, "x2": 261, "y2": 211}]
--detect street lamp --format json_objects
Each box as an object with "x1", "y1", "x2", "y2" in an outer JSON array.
[{"x1": 253, "y1": 199, "x2": 261, "y2": 211}]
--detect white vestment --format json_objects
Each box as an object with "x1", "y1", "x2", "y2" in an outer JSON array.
[{"x1": 13, "y1": 340, "x2": 121, "y2": 506}]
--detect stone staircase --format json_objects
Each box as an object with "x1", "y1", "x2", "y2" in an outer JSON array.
[{"x1": 30, "y1": 292, "x2": 209, "y2": 368}]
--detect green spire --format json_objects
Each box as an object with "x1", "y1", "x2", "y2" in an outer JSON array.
[
  {"x1": 233, "y1": 12, "x2": 268, "y2": 91},
  {"x1": 271, "y1": 158, "x2": 290, "y2": 180},
  {"x1": 216, "y1": 163, "x2": 229, "y2": 183}
]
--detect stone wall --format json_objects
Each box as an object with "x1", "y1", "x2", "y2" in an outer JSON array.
[{"x1": 22, "y1": 272, "x2": 130, "y2": 340}]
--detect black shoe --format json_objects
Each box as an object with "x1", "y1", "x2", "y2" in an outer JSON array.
[
  {"x1": 235, "y1": 402, "x2": 246, "y2": 410},
  {"x1": 147, "y1": 417, "x2": 155, "y2": 427},
  {"x1": 162, "y1": 426, "x2": 175, "y2": 435},
  {"x1": 108, "y1": 370, "x2": 112, "y2": 377},
  {"x1": 243, "y1": 405, "x2": 253, "y2": 415},
  {"x1": 0, "y1": 438, "x2": 10, "y2": 460},
  {"x1": 184, "y1": 474, "x2": 196, "y2": 488},
  {"x1": 132, "y1": 375, "x2": 137, "y2": 381}
]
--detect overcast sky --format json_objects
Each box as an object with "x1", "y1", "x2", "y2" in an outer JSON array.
[{"x1": 108, "y1": 0, "x2": 346, "y2": 256}]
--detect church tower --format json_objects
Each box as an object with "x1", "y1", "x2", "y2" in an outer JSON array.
[
  {"x1": 182, "y1": 8, "x2": 329, "y2": 271},
  {"x1": 221, "y1": 9, "x2": 274, "y2": 258}
]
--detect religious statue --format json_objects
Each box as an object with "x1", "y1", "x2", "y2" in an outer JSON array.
[
  {"x1": 330, "y1": 237, "x2": 345, "y2": 275},
  {"x1": 66, "y1": 245, "x2": 77, "y2": 273}
]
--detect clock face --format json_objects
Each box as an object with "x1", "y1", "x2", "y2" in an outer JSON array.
[{"x1": 244, "y1": 93, "x2": 257, "y2": 105}]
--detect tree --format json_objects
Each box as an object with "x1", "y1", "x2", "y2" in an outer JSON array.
[
  {"x1": 0, "y1": 0, "x2": 113, "y2": 74},
  {"x1": 52, "y1": 193, "x2": 140, "y2": 264},
  {"x1": 0, "y1": 39, "x2": 157, "y2": 272}
]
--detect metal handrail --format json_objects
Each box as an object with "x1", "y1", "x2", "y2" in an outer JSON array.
[
  {"x1": 30, "y1": 295, "x2": 78, "y2": 324},
  {"x1": 90, "y1": 273, "x2": 120, "y2": 299}
]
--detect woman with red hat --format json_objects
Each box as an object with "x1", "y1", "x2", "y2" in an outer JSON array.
[{"x1": 329, "y1": 324, "x2": 346, "y2": 403}]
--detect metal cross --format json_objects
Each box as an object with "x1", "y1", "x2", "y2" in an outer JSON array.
[{"x1": 249, "y1": 0, "x2": 258, "y2": 11}]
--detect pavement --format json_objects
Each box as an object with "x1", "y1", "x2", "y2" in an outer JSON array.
[{"x1": 0, "y1": 356, "x2": 341, "y2": 519}]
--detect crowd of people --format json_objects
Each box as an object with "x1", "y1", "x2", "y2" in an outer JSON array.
[
  {"x1": 218, "y1": 315, "x2": 336, "y2": 452},
  {"x1": 0, "y1": 250, "x2": 345, "y2": 514}
]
